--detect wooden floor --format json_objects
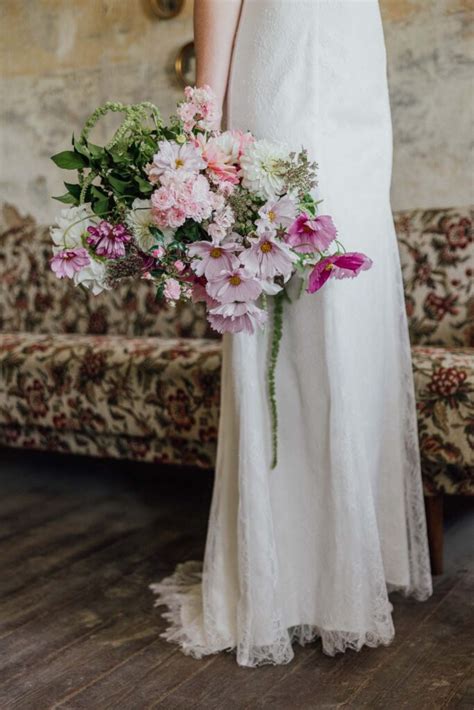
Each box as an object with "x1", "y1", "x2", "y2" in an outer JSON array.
[{"x1": 0, "y1": 450, "x2": 472, "y2": 710}]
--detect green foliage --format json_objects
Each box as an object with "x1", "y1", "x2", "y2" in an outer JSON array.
[
  {"x1": 269, "y1": 292, "x2": 285, "y2": 469},
  {"x1": 51, "y1": 101, "x2": 170, "y2": 221}
]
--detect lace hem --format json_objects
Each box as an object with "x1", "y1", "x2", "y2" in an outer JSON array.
[{"x1": 150, "y1": 561, "x2": 397, "y2": 668}]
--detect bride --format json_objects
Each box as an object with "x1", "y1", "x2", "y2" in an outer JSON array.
[{"x1": 151, "y1": 0, "x2": 433, "y2": 667}]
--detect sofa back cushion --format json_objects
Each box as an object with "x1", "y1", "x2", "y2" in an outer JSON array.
[
  {"x1": 395, "y1": 207, "x2": 473, "y2": 347},
  {"x1": 0, "y1": 215, "x2": 213, "y2": 338}
]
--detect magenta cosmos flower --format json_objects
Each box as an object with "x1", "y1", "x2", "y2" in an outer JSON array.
[
  {"x1": 307, "y1": 252, "x2": 373, "y2": 293},
  {"x1": 286, "y1": 213, "x2": 337, "y2": 253},
  {"x1": 188, "y1": 239, "x2": 240, "y2": 280},
  {"x1": 208, "y1": 301, "x2": 267, "y2": 335},
  {"x1": 50, "y1": 247, "x2": 90, "y2": 279},
  {"x1": 87, "y1": 221, "x2": 131, "y2": 259},
  {"x1": 206, "y1": 266, "x2": 262, "y2": 304},
  {"x1": 240, "y1": 233, "x2": 296, "y2": 280}
]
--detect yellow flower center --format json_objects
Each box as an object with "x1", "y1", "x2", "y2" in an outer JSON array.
[
  {"x1": 229, "y1": 275, "x2": 242, "y2": 286},
  {"x1": 175, "y1": 158, "x2": 184, "y2": 168},
  {"x1": 267, "y1": 210, "x2": 276, "y2": 222},
  {"x1": 260, "y1": 241, "x2": 273, "y2": 253},
  {"x1": 325, "y1": 263, "x2": 335, "y2": 271},
  {"x1": 210, "y1": 247, "x2": 222, "y2": 258}
]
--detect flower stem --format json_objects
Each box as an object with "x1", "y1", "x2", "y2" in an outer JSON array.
[{"x1": 269, "y1": 291, "x2": 284, "y2": 470}]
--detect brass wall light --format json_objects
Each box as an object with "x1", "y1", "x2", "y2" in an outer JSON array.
[
  {"x1": 150, "y1": 0, "x2": 185, "y2": 19},
  {"x1": 175, "y1": 41, "x2": 196, "y2": 87}
]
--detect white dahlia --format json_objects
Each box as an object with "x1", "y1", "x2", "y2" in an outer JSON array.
[
  {"x1": 240, "y1": 140, "x2": 289, "y2": 199},
  {"x1": 50, "y1": 205, "x2": 94, "y2": 250}
]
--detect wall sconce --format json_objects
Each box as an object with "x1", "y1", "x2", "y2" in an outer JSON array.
[
  {"x1": 175, "y1": 41, "x2": 196, "y2": 87},
  {"x1": 149, "y1": 0, "x2": 185, "y2": 19}
]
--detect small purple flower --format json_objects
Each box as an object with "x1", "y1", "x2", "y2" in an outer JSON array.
[
  {"x1": 307, "y1": 252, "x2": 373, "y2": 293},
  {"x1": 286, "y1": 213, "x2": 337, "y2": 253},
  {"x1": 87, "y1": 221, "x2": 131, "y2": 259},
  {"x1": 50, "y1": 247, "x2": 90, "y2": 279}
]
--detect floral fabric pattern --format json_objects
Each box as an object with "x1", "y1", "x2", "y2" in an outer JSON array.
[{"x1": 0, "y1": 209, "x2": 473, "y2": 496}]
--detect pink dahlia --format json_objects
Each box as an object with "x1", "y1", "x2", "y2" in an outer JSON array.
[
  {"x1": 240, "y1": 233, "x2": 296, "y2": 280},
  {"x1": 208, "y1": 301, "x2": 267, "y2": 335},
  {"x1": 203, "y1": 131, "x2": 244, "y2": 185},
  {"x1": 187, "y1": 240, "x2": 240, "y2": 280},
  {"x1": 286, "y1": 214, "x2": 337, "y2": 253},
  {"x1": 206, "y1": 266, "x2": 262, "y2": 304},
  {"x1": 86, "y1": 221, "x2": 131, "y2": 259},
  {"x1": 50, "y1": 247, "x2": 90, "y2": 279},
  {"x1": 307, "y1": 252, "x2": 373, "y2": 293}
]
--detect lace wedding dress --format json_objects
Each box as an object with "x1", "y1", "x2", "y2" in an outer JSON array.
[{"x1": 151, "y1": 0, "x2": 432, "y2": 667}]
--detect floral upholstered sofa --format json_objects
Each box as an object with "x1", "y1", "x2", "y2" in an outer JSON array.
[{"x1": 0, "y1": 206, "x2": 472, "y2": 570}]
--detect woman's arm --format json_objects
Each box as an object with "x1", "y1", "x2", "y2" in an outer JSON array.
[{"x1": 194, "y1": 0, "x2": 243, "y2": 122}]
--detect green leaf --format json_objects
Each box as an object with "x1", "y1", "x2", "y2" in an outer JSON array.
[
  {"x1": 72, "y1": 135, "x2": 90, "y2": 158},
  {"x1": 92, "y1": 198, "x2": 109, "y2": 217},
  {"x1": 64, "y1": 182, "x2": 82, "y2": 199},
  {"x1": 107, "y1": 175, "x2": 130, "y2": 194},
  {"x1": 52, "y1": 192, "x2": 77, "y2": 204},
  {"x1": 51, "y1": 150, "x2": 88, "y2": 170},
  {"x1": 135, "y1": 176, "x2": 153, "y2": 194},
  {"x1": 88, "y1": 142, "x2": 105, "y2": 159}
]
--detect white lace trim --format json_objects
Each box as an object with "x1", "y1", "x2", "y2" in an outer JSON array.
[{"x1": 150, "y1": 561, "x2": 397, "y2": 667}]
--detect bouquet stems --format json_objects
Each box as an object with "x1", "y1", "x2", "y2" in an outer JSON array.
[{"x1": 269, "y1": 292, "x2": 285, "y2": 469}]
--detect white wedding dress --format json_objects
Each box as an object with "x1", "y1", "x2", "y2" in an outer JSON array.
[{"x1": 151, "y1": 0, "x2": 432, "y2": 667}]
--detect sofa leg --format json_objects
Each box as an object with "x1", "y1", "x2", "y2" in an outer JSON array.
[{"x1": 425, "y1": 494, "x2": 444, "y2": 575}]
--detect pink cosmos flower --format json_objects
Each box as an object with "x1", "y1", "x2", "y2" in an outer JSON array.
[
  {"x1": 190, "y1": 276, "x2": 220, "y2": 308},
  {"x1": 240, "y1": 233, "x2": 296, "y2": 280},
  {"x1": 206, "y1": 266, "x2": 262, "y2": 304},
  {"x1": 50, "y1": 247, "x2": 90, "y2": 279},
  {"x1": 187, "y1": 240, "x2": 240, "y2": 280},
  {"x1": 307, "y1": 252, "x2": 373, "y2": 293},
  {"x1": 163, "y1": 277, "x2": 181, "y2": 301},
  {"x1": 256, "y1": 196, "x2": 298, "y2": 235},
  {"x1": 208, "y1": 301, "x2": 267, "y2": 335},
  {"x1": 147, "y1": 141, "x2": 206, "y2": 183},
  {"x1": 286, "y1": 213, "x2": 337, "y2": 253},
  {"x1": 86, "y1": 222, "x2": 131, "y2": 258}
]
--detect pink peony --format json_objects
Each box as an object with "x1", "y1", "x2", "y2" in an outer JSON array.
[
  {"x1": 163, "y1": 277, "x2": 181, "y2": 301},
  {"x1": 240, "y1": 233, "x2": 296, "y2": 280},
  {"x1": 206, "y1": 266, "x2": 262, "y2": 304},
  {"x1": 86, "y1": 221, "x2": 131, "y2": 259},
  {"x1": 208, "y1": 301, "x2": 267, "y2": 335},
  {"x1": 256, "y1": 195, "x2": 298, "y2": 235},
  {"x1": 286, "y1": 214, "x2": 337, "y2": 253},
  {"x1": 50, "y1": 247, "x2": 90, "y2": 279},
  {"x1": 307, "y1": 252, "x2": 373, "y2": 293},
  {"x1": 147, "y1": 141, "x2": 205, "y2": 183},
  {"x1": 187, "y1": 240, "x2": 240, "y2": 280}
]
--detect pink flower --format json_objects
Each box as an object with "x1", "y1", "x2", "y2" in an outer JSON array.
[
  {"x1": 174, "y1": 259, "x2": 185, "y2": 273},
  {"x1": 187, "y1": 240, "x2": 240, "y2": 280},
  {"x1": 206, "y1": 266, "x2": 262, "y2": 304},
  {"x1": 286, "y1": 214, "x2": 337, "y2": 253},
  {"x1": 151, "y1": 174, "x2": 213, "y2": 228},
  {"x1": 147, "y1": 141, "x2": 205, "y2": 183},
  {"x1": 203, "y1": 132, "x2": 242, "y2": 185},
  {"x1": 240, "y1": 233, "x2": 296, "y2": 280},
  {"x1": 86, "y1": 221, "x2": 131, "y2": 258},
  {"x1": 307, "y1": 252, "x2": 373, "y2": 293},
  {"x1": 163, "y1": 277, "x2": 181, "y2": 301},
  {"x1": 256, "y1": 196, "x2": 297, "y2": 235},
  {"x1": 208, "y1": 301, "x2": 267, "y2": 335},
  {"x1": 152, "y1": 246, "x2": 165, "y2": 259},
  {"x1": 50, "y1": 247, "x2": 90, "y2": 279},
  {"x1": 178, "y1": 85, "x2": 221, "y2": 132},
  {"x1": 190, "y1": 276, "x2": 220, "y2": 308}
]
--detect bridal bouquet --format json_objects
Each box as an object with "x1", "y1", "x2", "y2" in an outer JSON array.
[{"x1": 50, "y1": 86, "x2": 372, "y2": 465}]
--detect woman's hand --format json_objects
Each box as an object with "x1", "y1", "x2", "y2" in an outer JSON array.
[{"x1": 194, "y1": 0, "x2": 243, "y2": 126}]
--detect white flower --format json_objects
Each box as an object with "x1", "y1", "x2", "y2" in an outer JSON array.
[
  {"x1": 50, "y1": 205, "x2": 94, "y2": 250},
  {"x1": 147, "y1": 140, "x2": 206, "y2": 183},
  {"x1": 126, "y1": 199, "x2": 156, "y2": 252},
  {"x1": 240, "y1": 140, "x2": 289, "y2": 199},
  {"x1": 255, "y1": 195, "x2": 297, "y2": 236},
  {"x1": 73, "y1": 257, "x2": 108, "y2": 296}
]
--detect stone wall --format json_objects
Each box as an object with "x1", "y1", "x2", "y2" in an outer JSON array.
[{"x1": 0, "y1": 0, "x2": 472, "y2": 224}]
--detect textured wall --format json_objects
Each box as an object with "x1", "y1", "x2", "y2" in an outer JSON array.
[{"x1": 0, "y1": 0, "x2": 472, "y2": 224}]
